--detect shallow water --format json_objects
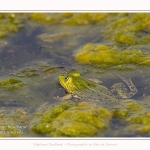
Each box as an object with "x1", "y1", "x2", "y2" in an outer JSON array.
[{"x1": 0, "y1": 13, "x2": 150, "y2": 137}]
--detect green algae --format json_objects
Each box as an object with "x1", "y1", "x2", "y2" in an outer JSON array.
[
  {"x1": 0, "y1": 78, "x2": 23, "y2": 91},
  {"x1": 64, "y1": 13, "x2": 107, "y2": 25},
  {"x1": 0, "y1": 78, "x2": 21, "y2": 86},
  {"x1": 1, "y1": 13, "x2": 149, "y2": 46},
  {"x1": 29, "y1": 13, "x2": 150, "y2": 71},
  {"x1": 112, "y1": 99, "x2": 150, "y2": 135},
  {"x1": 30, "y1": 13, "x2": 150, "y2": 46},
  {"x1": 31, "y1": 13, "x2": 57, "y2": 24},
  {"x1": 75, "y1": 43, "x2": 150, "y2": 70},
  {"x1": 113, "y1": 100, "x2": 144, "y2": 119},
  {"x1": 30, "y1": 101, "x2": 112, "y2": 137},
  {"x1": 31, "y1": 13, "x2": 107, "y2": 25},
  {"x1": 121, "y1": 110, "x2": 150, "y2": 135},
  {"x1": 0, "y1": 13, "x2": 24, "y2": 38},
  {"x1": 104, "y1": 13, "x2": 150, "y2": 45}
]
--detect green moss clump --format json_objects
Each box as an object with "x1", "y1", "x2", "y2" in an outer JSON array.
[
  {"x1": 121, "y1": 100, "x2": 144, "y2": 112},
  {"x1": 0, "y1": 13, "x2": 24, "y2": 38},
  {"x1": 75, "y1": 43, "x2": 150, "y2": 69},
  {"x1": 113, "y1": 108, "x2": 129, "y2": 119},
  {"x1": 31, "y1": 13, "x2": 107, "y2": 25},
  {"x1": 75, "y1": 44, "x2": 118, "y2": 67},
  {"x1": 113, "y1": 100, "x2": 150, "y2": 134},
  {"x1": 31, "y1": 13, "x2": 57, "y2": 24},
  {"x1": 64, "y1": 13, "x2": 107, "y2": 25},
  {"x1": 0, "y1": 78, "x2": 21, "y2": 86},
  {"x1": 125, "y1": 124, "x2": 150, "y2": 134},
  {"x1": 30, "y1": 101, "x2": 112, "y2": 137},
  {"x1": 0, "y1": 78, "x2": 23, "y2": 91},
  {"x1": 126, "y1": 110, "x2": 150, "y2": 125},
  {"x1": 104, "y1": 13, "x2": 150, "y2": 45},
  {"x1": 122, "y1": 111, "x2": 150, "y2": 134},
  {"x1": 113, "y1": 32, "x2": 137, "y2": 45},
  {"x1": 113, "y1": 100, "x2": 144, "y2": 120}
]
